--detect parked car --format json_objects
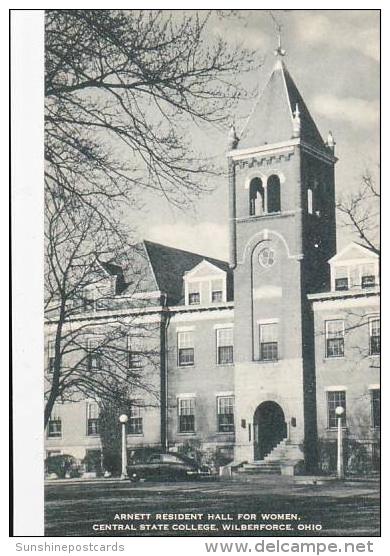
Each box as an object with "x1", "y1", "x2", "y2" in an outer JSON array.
[{"x1": 127, "y1": 452, "x2": 211, "y2": 482}]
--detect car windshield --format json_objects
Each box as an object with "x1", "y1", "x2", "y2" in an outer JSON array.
[
  {"x1": 147, "y1": 453, "x2": 196, "y2": 465},
  {"x1": 162, "y1": 454, "x2": 184, "y2": 463}
]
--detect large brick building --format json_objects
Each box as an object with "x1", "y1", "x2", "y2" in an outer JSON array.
[{"x1": 45, "y1": 55, "x2": 380, "y2": 474}]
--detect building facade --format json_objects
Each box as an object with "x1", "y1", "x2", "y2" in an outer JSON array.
[{"x1": 45, "y1": 55, "x2": 380, "y2": 475}]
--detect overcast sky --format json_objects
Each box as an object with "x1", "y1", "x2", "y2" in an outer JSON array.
[{"x1": 133, "y1": 9, "x2": 379, "y2": 260}]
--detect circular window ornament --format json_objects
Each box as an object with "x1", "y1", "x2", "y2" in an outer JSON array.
[{"x1": 258, "y1": 247, "x2": 276, "y2": 268}]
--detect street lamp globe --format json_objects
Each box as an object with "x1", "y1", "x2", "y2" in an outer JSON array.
[
  {"x1": 335, "y1": 406, "x2": 345, "y2": 416},
  {"x1": 119, "y1": 414, "x2": 128, "y2": 424}
]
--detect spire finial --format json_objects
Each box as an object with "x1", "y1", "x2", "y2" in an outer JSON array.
[
  {"x1": 326, "y1": 131, "x2": 336, "y2": 152},
  {"x1": 292, "y1": 103, "x2": 301, "y2": 138},
  {"x1": 274, "y1": 22, "x2": 286, "y2": 57},
  {"x1": 228, "y1": 122, "x2": 239, "y2": 150}
]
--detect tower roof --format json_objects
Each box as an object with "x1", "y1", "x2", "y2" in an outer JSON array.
[{"x1": 239, "y1": 59, "x2": 325, "y2": 150}]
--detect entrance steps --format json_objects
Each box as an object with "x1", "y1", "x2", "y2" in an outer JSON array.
[{"x1": 236, "y1": 440, "x2": 304, "y2": 476}]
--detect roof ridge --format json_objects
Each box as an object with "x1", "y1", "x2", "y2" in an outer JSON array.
[
  {"x1": 141, "y1": 241, "x2": 160, "y2": 291},
  {"x1": 239, "y1": 59, "x2": 289, "y2": 138},
  {"x1": 143, "y1": 239, "x2": 229, "y2": 266}
]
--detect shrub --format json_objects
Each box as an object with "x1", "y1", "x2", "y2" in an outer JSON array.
[
  {"x1": 44, "y1": 454, "x2": 81, "y2": 478},
  {"x1": 177, "y1": 440, "x2": 234, "y2": 472},
  {"x1": 346, "y1": 440, "x2": 372, "y2": 475},
  {"x1": 317, "y1": 439, "x2": 375, "y2": 476},
  {"x1": 82, "y1": 450, "x2": 103, "y2": 476}
]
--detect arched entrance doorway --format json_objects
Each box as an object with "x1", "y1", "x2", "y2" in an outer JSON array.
[{"x1": 253, "y1": 401, "x2": 287, "y2": 461}]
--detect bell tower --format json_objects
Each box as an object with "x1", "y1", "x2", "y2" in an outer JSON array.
[{"x1": 228, "y1": 49, "x2": 337, "y2": 468}]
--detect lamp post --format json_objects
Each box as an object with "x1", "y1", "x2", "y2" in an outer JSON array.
[
  {"x1": 335, "y1": 406, "x2": 345, "y2": 479},
  {"x1": 119, "y1": 414, "x2": 128, "y2": 480}
]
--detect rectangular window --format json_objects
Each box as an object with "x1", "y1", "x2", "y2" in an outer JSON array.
[
  {"x1": 127, "y1": 336, "x2": 143, "y2": 370},
  {"x1": 178, "y1": 398, "x2": 195, "y2": 433},
  {"x1": 334, "y1": 266, "x2": 349, "y2": 291},
  {"x1": 361, "y1": 264, "x2": 376, "y2": 288},
  {"x1": 47, "y1": 450, "x2": 62, "y2": 458},
  {"x1": 188, "y1": 282, "x2": 200, "y2": 305},
  {"x1": 83, "y1": 287, "x2": 96, "y2": 311},
  {"x1": 48, "y1": 420, "x2": 62, "y2": 438},
  {"x1": 189, "y1": 292, "x2": 200, "y2": 305},
  {"x1": 371, "y1": 389, "x2": 380, "y2": 429},
  {"x1": 216, "y1": 328, "x2": 234, "y2": 364},
  {"x1": 217, "y1": 396, "x2": 234, "y2": 433},
  {"x1": 212, "y1": 291, "x2": 223, "y2": 303},
  {"x1": 335, "y1": 277, "x2": 349, "y2": 291},
  {"x1": 259, "y1": 322, "x2": 278, "y2": 361},
  {"x1": 48, "y1": 405, "x2": 62, "y2": 438},
  {"x1": 178, "y1": 331, "x2": 194, "y2": 366},
  {"x1": 128, "y1": 351, "x2": 143, "y2": 369},
  {"x1": 128, "y1": 405, "x2": 143, "y2": 435},
  {"x1": 325, "y1": 320, "x2": 344, "y2": 358},
  {"x1": 87, "y1": 402, "x2": 100, "y2": 436},
  {"x1": 327, "y1": 391, "x2": 346, "y2": 429},
  {"x1": 87, "y1": 338, "x2": 102, "y2": 370},
  {"x1": 362, "y1": 275, "x2": 376, "y2": 288},
  {"x1": 369, "y1": 318, "x2": 380, "y2": 355},
  {"x1": 48, "y1": 340, "x2": 55, "y2": 373},
  {"x1": 211, "y1": 279, "x2": 224, "y2": 303}
]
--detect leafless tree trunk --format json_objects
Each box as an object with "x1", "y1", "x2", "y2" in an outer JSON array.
[{"x1": 337, "y1": 173, "x2": 380, "y2": 255}]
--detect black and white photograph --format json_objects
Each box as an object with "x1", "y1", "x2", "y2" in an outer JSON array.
[{"x1": 10, "y1": 7, "x2": 381, "y2": 543}]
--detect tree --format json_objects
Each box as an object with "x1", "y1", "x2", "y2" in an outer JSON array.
[
  {"x1": 44, "y1": 10, "x2": 257, "y2": 426},
  {"x1": 44, "y1": 185, "x2": 160, "y2": 428},
  {"x1": 336, "y1": 171, "x2": 380, "y2": 362},
  {"x1": 45, "y1": 9, "x2": 256, "y2": 212},
  {"x1": 337, "y1": 172, "x2": 380, "y2": 255}
]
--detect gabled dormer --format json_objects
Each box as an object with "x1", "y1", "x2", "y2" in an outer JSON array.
[
  {"x1": 70, "y1": 258, "x2": 126, "y2": 313},
  {"x1": 184, "y1": 260, "x2": 227, "y2": 306},
  {"x1": 328, "y1": 242, "x2": 379, "y2": 292}
]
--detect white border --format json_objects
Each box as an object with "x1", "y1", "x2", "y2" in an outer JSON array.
[
  {"x1": 8, "y1": 5, "x2": 386, "y2": 555},
  {"x1": 11, "y1": 9, "x2": 44, "y2": 537}
]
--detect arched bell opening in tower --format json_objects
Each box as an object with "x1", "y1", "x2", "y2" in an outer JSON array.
[
  {"x1": 267, "y1": 175, "x2": 281, "y2": 213},
  {"x1": 249, "y1": 177, "x2": 265, "y2": 216}
]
